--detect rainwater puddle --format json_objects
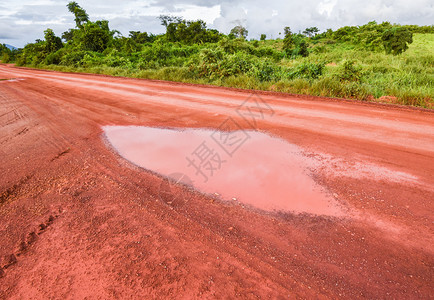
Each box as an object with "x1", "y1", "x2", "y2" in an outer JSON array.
[{"x1": 103, "y1": 126, "x2": 345, "y2": 217}]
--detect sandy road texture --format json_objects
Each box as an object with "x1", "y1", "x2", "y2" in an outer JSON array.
[{"x1": 0, "y1": 64, "x2": 433, "y2": 298}]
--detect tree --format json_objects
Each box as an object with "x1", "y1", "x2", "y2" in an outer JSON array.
[
  {"x1": 230, "y1": 25, "x2": 248, "y2": 39},
  {"x1": 333, "y1": 26, "x2": 356, "y2": 41},
  {"x1": 283, "y1": 27, "x2": 309, "y2": 57},
  {"x1": 80, "y1": 20, "x2": 112, "y2": 52},
  {"x1": 260, "y1": 34, "x2": 266, "y2": 41},
  {"x1": 19, "y1": 41, "x2": 46, "y2": 65},
  {"x1": 1, "y1": 52, "x2": 10, "y2": 63},
  {"x1": 325, "y1": 28, "x2": 333, "y2": 38},
  {"x1": 163, "y1": 18, "x2": 221, "y2": 44},
  {"x1": 283, "y1": 27, "x2": 294, "y2": 51},
  {"x1": 62, "y1": 29, "x2": 77, "y2": 42},
  {"x1": 67, "y1": 1, "x2": 89, "y2": 29},
  {"x1": 382, "y1": 27, "x2": 413, "y2": 55},
  {"x1": 129, "y1": 31, "x2": 150, "y2": 44},
  {"x1": 44, "y1": 29, "x2": 63, "y2": 53},
  {"x1": 0, "y1": 44, "x2": 12, "y2": 63},
  {"x1": 64, "y1": 2, "x2": 115, "y2": 52},
  {"x1": 303, "y1": 27, "x2": 320, "y2": 37},
  {"x1": 158, "y1": 15, "x2": 182, "y2": 28},
  {"x1": 293, "y1": 34, "x2": 309, "y2": 57}
]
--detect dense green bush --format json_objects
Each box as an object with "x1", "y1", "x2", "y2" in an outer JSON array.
[
  {"x1": 288, "y1": 62, "x2": 325, "y2": 80},
  {"x1": 336, "y1": 60, "x2": 363, "y2": 82},
  {"x1": 382, "y1": 27, "x2": 413, "y2": 55}
]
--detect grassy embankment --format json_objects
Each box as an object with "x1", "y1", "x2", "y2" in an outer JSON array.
[
  {"x1": 6, "y1": 33, "x2": 433, "y2": 108},
  {"x1": 37, "y1": 33, "x2": 434, "y2": 108}
]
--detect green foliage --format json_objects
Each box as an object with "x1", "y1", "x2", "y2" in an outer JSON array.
[
  {"x1": 283, "y1": 27, "x2": 294, "y2": 52},
  {"x1": 288, "y1": 62, "x2": 325, "y2": 80},
  {"x1": 0, "y1": 44, "x2": 16, "y2": 63},
  {"x1": 336, "y1": 60, "x2": 363, "y2": 82},
  {"x1": 163, "y1": 18, "x2": 221, "y2": 44},
  {"x1": 331, "y1": 21, "x2": 390, "y2": 51},
  {"x1": 333, "y1": 26, "x2": 356, "y2": 42},
  {"x1": 16, "y1": 40, "x2": 45, "y2": 65},
  {"x1": 283, "y1": 29, "x2": 309, "y2": 57},
  {"x1": 260, "y1": 34, "x2": 266, "y2": 41},
  {"x1": 80, "y1": 21, "x2": 112, "y2": 52},
  {"x1": 60, "y1": 50, "x2": 88, "y2": 66},
  {"x1": 382, "y1": 27, "x2": 413, "y2": 55},
  {"x1": 0, "y1": 44, "x2": 6, "y2": 54},
  {"x1": 44, "y1": 29, "x2": 63, "y2": 53},
  {"x1": 62, "y1": 29, "x2": 76, "y2": 42},
  {"x1": 230, "y1": 25, "x2": 248, "y2": 39},
  {"x1": 138, "y1": 43, "x2": 199, "y2": 68},
  {"x1": 67, "y1": 1, "x2": 89, "y2": 29},
  {"x1": 129, "y1": 31, "x2": 153, "y2": 44},
  {"x1": 219, "y1": 38, "x2": 252, "y2": 54},
  {"x1": 189, "y1": 48, "x2": 282, "y2": 82},
  {"x1": 326, "y1": 21, "x2": 418, "y2": 55},
  {"x1": 45, "y1": 51, "x2": 61, "y2": 65},
  {"x1": 401, "y1": 25, "x2": 434, "y2": 34},
  {"x1": 158, "y1": 15, "x2": 183, "y2": 28},
  {"x1": 62, "y1": 3, "x2": 114, "y2": 52},
  {"x1": 311, "y1": 77, "x2": 371, "y2": 99},
  {"x1": 1, "y1": 52, "x2": 10, "y2": 63},
  {"x1": 303, "y1": 27, "x2": 320, "y2": 37},
  {"x1": 292, "y1": 35, "x2": 309, "y2": 57}
]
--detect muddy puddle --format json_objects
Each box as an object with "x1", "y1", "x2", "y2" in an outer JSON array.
[{"x1": 103, "y1": 126, "x2": 344, "y2": 216}]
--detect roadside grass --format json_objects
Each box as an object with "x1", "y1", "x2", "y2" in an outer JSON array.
[{"x1": 29, "y1": 33, "x2": 433, "y2": 108}]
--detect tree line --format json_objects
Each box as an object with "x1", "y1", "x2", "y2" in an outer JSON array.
[{"x1": 0, "y1": 1, "x2": 432, "y2": 66}]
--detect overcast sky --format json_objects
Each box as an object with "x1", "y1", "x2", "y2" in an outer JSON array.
[{"x1": 1, "y1": 0, "x2": 433, "y2": 48}]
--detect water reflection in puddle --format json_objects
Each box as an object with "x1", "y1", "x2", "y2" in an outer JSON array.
[{"x1": 103, "y1": 126, "x2": 344, "y2": 216}]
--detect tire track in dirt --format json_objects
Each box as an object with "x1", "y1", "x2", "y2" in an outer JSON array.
[{"x1": 0, "y1": 213, "x2": 59, "y2": 278}]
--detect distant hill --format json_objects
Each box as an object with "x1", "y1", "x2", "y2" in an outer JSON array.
[{"x1": 4, "y1": 44, "x2": 17, "y2": 50}]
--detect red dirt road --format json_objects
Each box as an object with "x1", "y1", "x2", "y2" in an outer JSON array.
[{"x1": 0, "y1": 64, "x2": 433, "y2": 298}]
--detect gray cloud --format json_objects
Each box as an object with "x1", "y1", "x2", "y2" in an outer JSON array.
[
  {"x1": 109, "y1": 15, "x2": 164, "y2": 37},
  {"x1": 214, "y1": 0, "x2": 434, "y2": 39},
  {"x1": 150, "y1": 0, "x2": 222, "y2": 8},
  {"x1": 0, "y1": 0, "x2": 432, "y2": 48}
]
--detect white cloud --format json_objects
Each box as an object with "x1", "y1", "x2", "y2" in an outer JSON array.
[
  {"x1": 318, "y1": 0, "x2": 337, "y2": 17},
  {"x1": 170, "y1": 4, "x2": 221, "y2": 23}
]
